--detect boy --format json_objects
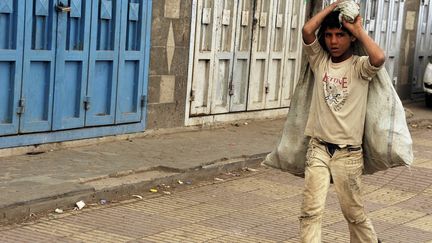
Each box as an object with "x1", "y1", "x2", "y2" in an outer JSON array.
[{"x1": 300, "y1": 1, "x2": 385, "y2": 242}]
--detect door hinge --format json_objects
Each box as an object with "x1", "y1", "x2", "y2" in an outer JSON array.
[
  {"x1": 16, "y1": 98, "x2": 25, "y2": 115},
  {"x1": 252, "y1": 17, "x2": 258, "y2": 27},
  {"x1": 140, "y1": 95, "x2": 147, "y2": 108},
  {"x1": 190, "y1": 90, "x2": 195, "y2": 101},
  {"x1": 56, "y1": 2, "x2": 71, "y2": 13},
  {"x1": 228, "y1": 83, "x2": 234, "y2": 96},
  {"x1": 83, "y1": 96, "x2": 91, "y2": 110},
  {"x1": 265, "y1": 83, "x2": 270, "y2": 94}
]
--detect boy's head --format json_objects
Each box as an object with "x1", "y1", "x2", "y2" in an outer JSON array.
[{"x1": 318, "y1": 11, "x2": 357, "y2": 61}]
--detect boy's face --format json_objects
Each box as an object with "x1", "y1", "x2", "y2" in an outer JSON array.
[{"x1": 324, "y1": 27, "x2": 356, "y2": 62}]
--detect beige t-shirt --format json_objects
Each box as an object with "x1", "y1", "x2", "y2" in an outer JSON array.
[{"x1": 303, "y1": 39, "x2": 381, "y2": 145}]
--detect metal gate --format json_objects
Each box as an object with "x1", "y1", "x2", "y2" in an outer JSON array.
[
  {"x1": 363, "y1": 0, "x2": 404, "y2": 86},
  {"x1": 413, "y1": 0, "x2": 432, "y2": 94},
  {"x1": 0, "y1": 0, "x2": 151, "y2": 140},
  {"x1": 189, "y1": 0, "x2": 305, "y2": 116}
]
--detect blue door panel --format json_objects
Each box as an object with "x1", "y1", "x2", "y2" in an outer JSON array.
[
  {"x1": 0, "y1": 1, "x2": 24, "y2": 135},
  {"x1": 116, "y1": 0, "x2": 147, "y2": 123},
  {"x1": 0, "y1": 62, "x2": 17, "y2": 133},
  {"x1": 90, "y1": 60, "x2": 114, "y2": 123},
  {"x1": 117, "y1": 60, "x2": 140, "y2": 122},
  {"x1": 20, "y1": 0, "x2": 57, "y2": 133},
  {"x1": 86, "y1": 0, "x2": 121, "y2": 126},
  {"x1": 26, "y1": 61, "x2": 51, "y2": 120},
  {"x1": 53, "y1": 0, "x2": 91, "y2": 130}
]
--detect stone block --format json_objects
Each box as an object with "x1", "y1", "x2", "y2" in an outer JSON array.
[
  {"x1": 159, "y1": 75, "x2": 176, "y2": 104},
  {"x1": 164, "y1": 0, "x2": 181, "y2": 19}
]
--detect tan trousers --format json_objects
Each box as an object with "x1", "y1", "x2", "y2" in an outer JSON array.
[{"x1": 299, "y1": 138, "x2": 378, "y2": 243}]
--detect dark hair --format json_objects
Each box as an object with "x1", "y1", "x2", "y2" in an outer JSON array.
[{"x1": 317, "y1": 11, "x2": 353, "y2": 51}]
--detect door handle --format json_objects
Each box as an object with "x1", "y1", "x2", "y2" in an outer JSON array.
[{"x1": 56, "y1": 3, "x2": 71, "y2": 13}]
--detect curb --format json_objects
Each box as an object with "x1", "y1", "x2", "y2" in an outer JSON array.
[{"x1": 0, "y1": 153, "x2": 268, "y2": 225}]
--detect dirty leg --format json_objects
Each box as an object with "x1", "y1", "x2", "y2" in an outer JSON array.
[
  {"x1": 330, "y1": 150, "x2": 378, "y2": 243},
  {"x1": 300, "y1": 148, "x2": 331, "y2": 243}
]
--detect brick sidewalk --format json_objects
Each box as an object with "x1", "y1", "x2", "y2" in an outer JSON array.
[{"x1": 0, "y1": 128, "x2": 431, "y2": 243}]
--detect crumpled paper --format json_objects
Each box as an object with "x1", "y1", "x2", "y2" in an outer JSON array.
[{"x1": 334, "y1": 0, "x2": 360, "y2": 23}]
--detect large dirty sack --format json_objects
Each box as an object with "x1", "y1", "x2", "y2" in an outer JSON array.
[
  {"x1": 262, "y1": 64, "x2": 314, "y2": 176},
  {"x1": 263, "y1": 61, "x2": 413, "y2": 176},
  {"x1": 362, "y1": 68, "x2": 413, "y2": 173}
]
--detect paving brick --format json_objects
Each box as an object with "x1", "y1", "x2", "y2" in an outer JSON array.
[
  {"x1": 145, "y1": 224, "x2": 228, "y2": 242},
  {"x1": 67, "y1": 229, "x2": 134, "y2": 242},
  {"x1": 198, "y1": 209, "x2": 275, "y2": 233},
  {"x1": 369, "y1": 206, "x2": 427, "y2": 225},
  {"x1": 363, "y1": 187, "x2": 417, "y2": 205},
  {"x1": 424, "y1": 186, "x2": 432, "y2": 197},
  {"x1": 413, "y1": 138, "x2": 432, "y2": 147},
  {"x1": 221, "y1": 177, "x2": 285, "y2": 193},
  {"x1": 365, "y1": 203, "x2": 389, "y2": 216},
  {"x1": 379, "y1": 225, "x2": 432, "y2": 243},
  {"x1": 205, "y1": 191, "x2": 275, "y2": 210},
  {"x1": 395, "y1": 193, "x2": 432, "y2": 214},
  {"x1": 322, "y1": 209, "x2": 345, "y2": 226},
  {"x1": 282, "y1": 237, "x2": 301, "y2": 243},
  {"x1": 122, "y1": 197, "x2": 199, "y2": 214},
  {"x1": 0, "y1": 227, "x2": 64, "y2": 242},
  {"x1": 173, "y1": 184, "x2": 242, "y2": 203},
  {"x1": 209, "y1": 234, "x2": 276, "y2": 243},
  {"x1": 254, "y1": 170, "x2": 299, "y2": 184},
  {"x1": 413, "y1": 158, "x2": 432, "y2": 169},
  {"x1": 248, "y1": 182, "x2": 304, "y2": 200},
  {"x1": 25, "y1": 220, "x2": 90, "y2": 237},
  {"x1": 321, "y1": 227, "x2": 350, "y2": 243},
  {"x1": 370, "y1": 219, "x2": 399, "y2": 233},
  {"x1": 239, "y1": 199, "x2": 300, "y2": 220},
  {"x1": 362, "y1": 184, "x2": 382, "y2": 195},
  {"x1": 161, "y1": 203, "x2": 235, "y2": 223},
  {"x1": 405, "y1": 215, "x2": 432, "y2": 232},
  {"x1": 246, "y1": 217, "x2": 299, "y2": 242}
]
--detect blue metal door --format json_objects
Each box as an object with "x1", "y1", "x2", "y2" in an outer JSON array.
[
  {"x1": 20, "y1": 0, "x2": 58, "y2": 133},
  {"x1": 0, "y1": 0, "x2": 152, "y2": 145},
  {"x1": 0, "y1": 1, "x2": 24, "y2": 135},
  {"x1": 85, "y1": 0, "x2": 121, "y2": 126},
  {"x1": 115, "y1": 0, "x2": 148, "y2": 123},
  {"x1": 52, "y1": 0, "x2": 91, "y2": 130}
]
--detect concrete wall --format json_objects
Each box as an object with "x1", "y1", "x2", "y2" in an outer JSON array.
[
  {"x1": 396, "y1": 0, "x2": 420, "y2": 100},
  {"x1": 147, "y1": 0, "x2": 192, "y2": 129}
]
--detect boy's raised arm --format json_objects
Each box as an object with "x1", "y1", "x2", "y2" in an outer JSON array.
[
  {"x1": 302, "y1": 1, "x2": 341, "y2": 45},
  {"x1": 342, "y1": 16, "x2": 386, "y2": 67}
]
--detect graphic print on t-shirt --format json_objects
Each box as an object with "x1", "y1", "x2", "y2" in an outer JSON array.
[{"x1": 322, "y1": 72, "x2": 348, "y2": 112}]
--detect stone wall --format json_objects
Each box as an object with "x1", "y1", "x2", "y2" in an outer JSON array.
[{"x1": 147, "y1": 0, "x2": 192, "y2": 129}]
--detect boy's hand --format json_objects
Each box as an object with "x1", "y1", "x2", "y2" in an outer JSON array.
[
  {"x1": 343, "y1": 15, "x2": 386, "y2": 67},
  {"x1": 342, "y1": 15, "x2": 365, "y2": 38}
]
